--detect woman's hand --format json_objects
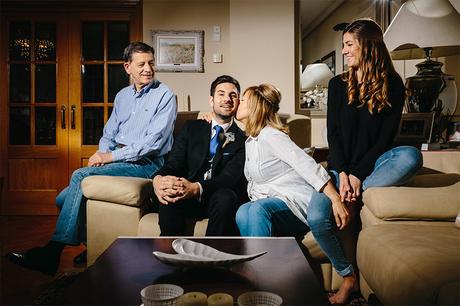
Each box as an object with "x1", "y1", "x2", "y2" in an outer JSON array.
[
  {"x1": 321, "y1": 180, "x2": 350, "y2": 230},
  {"x1": 348, "y1": 174, "x2": 362, "y2": 201},
  {"x1": 338, "y1": 171, "x2": 352, "y2": 202},
  {"x1": 200, "y1": 112, "x2": 212, "y2": 123},
  {"x1": 331, "y1": 199, "x2": 350, "y2": 230}
]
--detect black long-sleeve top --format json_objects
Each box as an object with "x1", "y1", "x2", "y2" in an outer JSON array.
[{"x1": 326, "y1": 73, "x2": 405, "y2": 181}]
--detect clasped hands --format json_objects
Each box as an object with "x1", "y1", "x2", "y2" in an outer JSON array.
[
  {"x1": 328, "y1": 171, "x2": 361, "y2": 230},
  {"x1": 338, "y1": 172, "x2": 361, "y2": 203},
  {"x1": 153, "y1": 175, "x2": 200, "y2": 205},
  {"x1": 324, "y1": 172, "x2": 362, "y2": 231}
]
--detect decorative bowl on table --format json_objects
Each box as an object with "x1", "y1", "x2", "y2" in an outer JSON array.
[{"x1": 152, "y1": 238, "x2": 267, "y2": 268}]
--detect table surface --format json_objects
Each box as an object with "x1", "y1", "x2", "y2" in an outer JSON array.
[{"x1": 62, "y1": 237, "x2": 328, "y2": 305}]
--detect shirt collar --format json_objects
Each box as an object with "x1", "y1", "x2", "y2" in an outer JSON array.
[
  {"x1": 131, "y1": 80, "x2": 156, "y2": 96},
  {"x1": 211, "y1": 118, "x2": 233, "y2": 133}
]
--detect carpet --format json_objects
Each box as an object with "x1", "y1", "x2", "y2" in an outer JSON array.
[
  {"x1": 30, "y1": 272, "x2": 81, "y2": 306},
  {"x1": 31, "y1": 272, "x2": 378, "y2": 306}
]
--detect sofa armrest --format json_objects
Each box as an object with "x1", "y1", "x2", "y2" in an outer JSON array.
[
  {"x1": 363, "y1": 182, "x2": 460, "y2": 221},
  {"x1": 82, "y1": 175, "x2": 153, "y2": 207}
]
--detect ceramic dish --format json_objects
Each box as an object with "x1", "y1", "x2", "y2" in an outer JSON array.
[{"x1": 152, "y1": 239, "x2": 266, "y2": 268}]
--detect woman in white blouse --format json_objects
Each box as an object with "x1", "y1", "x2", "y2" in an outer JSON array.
[{"x1": 235, "y1": 84, "x2": 354, "y2": 304}]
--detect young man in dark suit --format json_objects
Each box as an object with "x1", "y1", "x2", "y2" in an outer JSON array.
[{"x1": 152, "y1": 75, "x2": 246, "y2": 236}]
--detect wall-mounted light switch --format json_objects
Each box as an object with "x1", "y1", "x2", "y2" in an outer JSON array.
[
  {"x1": 212, "y1": 53, "x2": 223, "y2": 63},
  {"x1": 212, "y1": 25, "x2": 221, "y2": 41}
]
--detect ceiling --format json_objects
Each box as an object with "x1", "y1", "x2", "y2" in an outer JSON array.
[{"x1": 300, "y1": 0, "x2": 345, "y2": 38}]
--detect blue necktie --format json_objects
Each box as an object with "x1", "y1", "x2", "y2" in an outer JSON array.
[{"x1": 209, "y1": 125, "x2": 223, "y2": 159}]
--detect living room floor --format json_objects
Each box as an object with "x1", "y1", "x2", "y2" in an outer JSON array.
[{"x1": 0, "y1": 215, "x2": 85, "y2": 306}]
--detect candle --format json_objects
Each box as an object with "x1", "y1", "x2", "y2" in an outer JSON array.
[
  {"x1": 179, "y1": 292, "x2": 207, "y2": 306},
  {"x1": 207, "y1": 293, "x2": 234, "y2": 306}
]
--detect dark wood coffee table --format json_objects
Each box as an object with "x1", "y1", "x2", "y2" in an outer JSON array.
[{"x1": 62, "y1": 237, "x2": 327, "y2": 305}]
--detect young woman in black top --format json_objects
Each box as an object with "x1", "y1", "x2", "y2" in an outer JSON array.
[{"x1": 307, "y1": 19, "x2": 423, "y2": 304}]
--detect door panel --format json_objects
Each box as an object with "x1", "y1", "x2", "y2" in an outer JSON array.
[
  {"x1": 1, "y1": 4, "x2": 141, "y2": 215},
  {"x1": 3, "y1": 15, "x2": 69, "y2": 214},
  {"x1": 69, "y1": 14, "x2": 130, "y2": 171}
]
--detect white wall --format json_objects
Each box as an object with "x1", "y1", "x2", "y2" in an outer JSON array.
[
  {"x1": 143, "y1": 0, "x2": 231, "y2": 111},
  {"x1": 143, "y1": 0, "x2": 296, "y2": 114},
  {"x1": 228, "y1": 0, "x2": 296, "y2": 114}
]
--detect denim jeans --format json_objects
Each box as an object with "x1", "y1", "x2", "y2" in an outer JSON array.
[
  {"x1": 307, "y1": 145, "x2": 422, "y2": 277},
  {"x1": 236, "y1": 198, "x2": 309, "y2": 237},
  {"x1": 52, "y1": 156, "x2": 164, "y2": 245}
]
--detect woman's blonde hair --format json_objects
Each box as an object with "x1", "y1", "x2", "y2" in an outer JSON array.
[
  {"x1": 243, "y1": 84, "x2": 288, "y2": 137},
  {"x1": 342, "y1": 18, "x2": 403, "y2": 113}
]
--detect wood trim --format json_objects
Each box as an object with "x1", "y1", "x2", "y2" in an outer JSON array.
[
  {"x1": 1, "y1": 0, "x2": 141, "y2": 11},
  {"x1": 0, "y1": 14, "x2": 8, "y2": 210}
]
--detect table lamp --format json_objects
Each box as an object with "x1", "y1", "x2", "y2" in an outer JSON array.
[
  {"x1": 300, "y1": 63, "x2": 334, "y2": 109},
  {"x1": 384, "y1": 0, "x2": 460, "y2": 142}
]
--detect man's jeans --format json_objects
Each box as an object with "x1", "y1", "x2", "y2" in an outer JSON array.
[
  {"x1": 307, "y1": 145, "x2": 423, "y2": 276},
  {"x1": 53, "y1": 156, "x2": 164, "y2": 245}
]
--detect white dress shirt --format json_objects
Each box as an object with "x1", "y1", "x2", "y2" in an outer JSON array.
[{"x1": 244, "y1": 126, "x2": 331, "y2": 225}]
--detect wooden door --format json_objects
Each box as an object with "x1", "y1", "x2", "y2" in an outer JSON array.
[
  {"x1": 1, "y1": 14, "x2": 70, "y2": 214},
  {"x1": 68, "y1": 12, "x2": 138, "y2": 170},
  {"x1": 0, "y1": 3, "x2": 141, "y2": 215}
]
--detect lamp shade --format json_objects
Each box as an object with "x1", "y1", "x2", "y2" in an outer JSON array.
[
  {"x1": 301, "y1": 63, "x2": 334, "y2": 90},
  {"x1": 384, "y1": 0, "x2": 460, "y2": 60}
]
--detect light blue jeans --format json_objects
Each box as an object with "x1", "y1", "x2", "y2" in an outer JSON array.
[
  {"x1": 236, "y1": 198, "x2": 309, "y2": 237},
  {"x1": 307, "y1": 145, "x2": 423, "y2": 276},
  {"x1": 53, "y1": 156, "x2": 164, "y2": 245}
]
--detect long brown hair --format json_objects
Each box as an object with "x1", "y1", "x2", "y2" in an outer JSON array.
[
  {"x1": 244, "y1": 84, "x2": 288, "y2": 137},
  {"x1": 342, "y1": 18, "x2": 403, "y2": 113}
]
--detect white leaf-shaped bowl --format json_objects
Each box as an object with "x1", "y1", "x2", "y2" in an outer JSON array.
[{"x1": 152, "y1": 239, "x2": 267, "y2": 268}]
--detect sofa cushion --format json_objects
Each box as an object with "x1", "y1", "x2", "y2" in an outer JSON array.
[
  {"x1": 405, "y1": 173, "x2": 460, "y2": 187},
  {"x1": 138, "y1": 213, "x2": 208, "y2": 236},
  {"x1": 363, "y1": 182, "x2": 460, "y2": 221},
  {"x1": 357, "y1": 224, "x2": 460, "y2": 305},
  {"x1": 82, "y1": 175, "x2": 152, "y2": 206}
]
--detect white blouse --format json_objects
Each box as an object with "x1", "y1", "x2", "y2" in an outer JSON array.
[{"x1": 244, "y1": 126, "x2": 330, "y2": 225}]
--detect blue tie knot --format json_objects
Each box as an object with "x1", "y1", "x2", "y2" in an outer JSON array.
[{"x1": 209, "y1": 125, "x2": 224, "y2": 158}]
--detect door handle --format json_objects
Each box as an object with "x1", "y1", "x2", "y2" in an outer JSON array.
[
  {"x1": 71, "y1": 105, "x2": 76, "y2": 129},
  {"x1": 61, "y1": 105, "x2": 66, "y2": 129}
]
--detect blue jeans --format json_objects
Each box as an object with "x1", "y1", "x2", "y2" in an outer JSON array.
[
  {"x1": 236, "y1": 198, "x2": 309, "y2": 237},
  {"x1": 52, "y1": 156, "x2": 164, "y2": 245},
  {"x1": 307, "y1": 145, "x2": 422, "y2": 277}
]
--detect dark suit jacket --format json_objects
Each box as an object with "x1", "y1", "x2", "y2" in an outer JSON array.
[{"x1": 155, "y1": 119, "x2": 247, "y2": 203}]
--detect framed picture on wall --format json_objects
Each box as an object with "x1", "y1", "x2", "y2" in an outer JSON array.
[
  {"x1": 320, "y1": 51, "x2": 335, "y2": 75},
  {"x1": 151, "y1": 30, "x2": 204, "y2": 72}
]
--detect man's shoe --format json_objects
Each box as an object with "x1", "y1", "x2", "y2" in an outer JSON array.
[
  {"x1": 5, "y1": 247, "x2": 59, "y2": 276},
  {"x1": 73, "y1": 250, "x2": 87, "y2": 265}
]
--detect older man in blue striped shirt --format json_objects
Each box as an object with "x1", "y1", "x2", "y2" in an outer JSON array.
[{"x1": 6, "y1": 42, "x2": 177, "y2": 275}]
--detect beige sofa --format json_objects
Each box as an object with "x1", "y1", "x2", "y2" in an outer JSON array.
[
  {"x1": 82, "y1": 144, "x2": 460, "y2": 302},
  {"x1": 81, "y1": 170, "x2": 354, "y2": 292},
  {"x1": 80, "y1": 113, "x2": 352, "y2": 293},
  {"x1": 357, "y1": 152, "x2": 460, "y2": 305}
]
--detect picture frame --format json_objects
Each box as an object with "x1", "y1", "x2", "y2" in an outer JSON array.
[
  {"x1": 446, "y1": 115, "x2": 460, "y2": 144},
  {"x1": 394, "y1": 112, "x2": 435, "y2": 144},
  {"x1": 320, "y1": 51, "x2": 336, "y2": 75},
  {"x1": 151, "y1": 30, "x2": 204, "y2": 72}
]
